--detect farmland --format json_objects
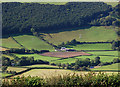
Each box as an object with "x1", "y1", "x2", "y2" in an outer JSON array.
[
  {"x1": 42, "y1": 26, "x2": 117, "y2": 45},
  {"x1": 92, "y1": 63, "x2": 120, "y2": 71}
]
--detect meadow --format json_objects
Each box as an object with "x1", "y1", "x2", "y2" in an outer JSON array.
[
  {"x1": 42, "y1": 26, "x2": 117, "y2": 45},
  {"x1": 7, "y1": 67, "x2": 28, "y2": 73},
  {"x1": 92, "y1": 63, "x2": 120, "y2": 71}
]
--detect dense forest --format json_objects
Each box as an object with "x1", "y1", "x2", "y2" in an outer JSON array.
[{"x1": 2, "y1": 2, "x2": 119, "y2": 35}]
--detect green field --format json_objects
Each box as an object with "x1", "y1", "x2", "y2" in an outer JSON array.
[
  {"x1": 1, "y1": 37, "x2": 22, "y2": 48},
  {"x1": 14, "y1": 53, "x2": 61, "y2": 62},
  {"x1": 2, "y1": 73, "x2": 12, "y2": 77},
  {"x1": 42, "y1": 26, "x2": 117, "y2": 45},
  {"x1": 13, "y1": 35, "x2": 54, "y2": 51},
  {"x1": 7, "y1": 67, "x2": 28, "y2": 73},
  {"x1": 23, "y1": 64, "x2": 60, "y2": 68},
  {"x1": 2, "y1": 54, "x2": 14, "y2": 60},
  {"x1": 87, "y1": 51, "x2": 118, "y2": 56},
  {"x1": 92, "y1": 63, "x2": 120, "y2": 71},
  {"x1": 68, "y1": 43, "x2": 112, "y2": 50}
]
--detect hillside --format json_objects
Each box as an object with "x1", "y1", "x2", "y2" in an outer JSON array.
[{"x1": 2, "y1": 2, "x2": 113, "y2": 35}]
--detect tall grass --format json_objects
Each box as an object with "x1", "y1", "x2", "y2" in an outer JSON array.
[{"x1": 2, "y1": 72, "x2": 120, "y2": 87}]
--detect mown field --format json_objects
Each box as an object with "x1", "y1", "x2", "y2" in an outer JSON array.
[
  {"x1": 42, "y1": 26, "x2": 117, "y2": 45},
  {"x1": 92, "y1": 63, "x2": 120, "y2": 71},
  {"x1": 13, "y1": 35, "x2": 54, "y2": 51}
]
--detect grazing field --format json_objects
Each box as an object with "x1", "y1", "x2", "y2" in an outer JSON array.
[
  {"x1": 13, "y1": 35, "x2": 54, "y2": 51},
  {"x1": 92, "y1": 63, "x2": 120, "y2": 71},
  {"x1": 68, "y1": 43, "x2": 112, "y2": 50},
  {"x1": 87, "y1": 51, "x2": 118, "y2": 56},
  {"x1": 7, "y1": 67, "x2": 28, "y2": 73},
  {"x1": 2, "y1": 54, "x2": 14, "y2": 60},
  {"x1": 41, "y1": 52, "x2": 91, "y2": 58},
  {"x1": 42, "y1": 26, "x2": 117, "y2": 45},
  {"x1": 1, "y1": 37, "x2": 22, "y2": 48},
  {"x1": 14, "y1": 54, "x2": 61, "y2": 62},
  {"x1": 2, "y1": 73, "x2": 12, "y2": 77},
  {"x1": 23, "y1": 64, "x2": 59, "y2": 69},
  {"x1": 14, "y1": 69, "x2": 118, "y2": 78}
]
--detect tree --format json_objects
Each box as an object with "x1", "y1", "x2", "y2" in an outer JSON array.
[
  {"x1": 61, "y1": 64, "x2": 66, "y2": 69},
  {"x1": 2, "y1": 66, "x2": 8, "y2": 72},
  {"x1": 94, "y1": 56, "x2": 101, "y2": 65}
]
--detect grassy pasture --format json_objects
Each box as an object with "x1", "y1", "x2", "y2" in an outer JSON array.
[
  {"x1": 2, "y1": 54, "x2": 14, "y2": 60},
  {"x1": 14, "y1": 53, "x2": 61, "y2": 62},
  {"x1": 1, "y1": 37, "x2": 22, "y2": 48},
  {"x1": 92, "y1": 63, "x2": 120, "y2": 71},
  {"x1": 13, "y1": 35, "x2": 54, "y2": 51},
  {"x1": 7, "y1": 67, "x2": 28, "y2": 73},
  {"x1": 2, "y1": 73, "x2": 12, "y2": 77},
  {"x1": 68, "y1": 43, "x2": 112, "y2": 50},
  {"x1": 42, "y1": 26, "x2": 117, "y2": 45}
]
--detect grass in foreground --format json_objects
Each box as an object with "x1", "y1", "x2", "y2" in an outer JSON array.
[{"x1": 3, "y1": 71, "x2": 119, "y2": 87}]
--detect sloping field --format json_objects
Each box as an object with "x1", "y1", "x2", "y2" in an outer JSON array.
[
  {"x1": 68, "y1": 43, "x2": 112, "y2": 50},
  {"x1": 13, "y1": 35, "x2": 54, "y2": 51},
  {"x1": 42, "y1": 26, "x2": 117, "y2": 45},
  {"x1": 1, "y1": 37, "x2": 22, "y2": 48},
  {"x1": 92, "y1": 63, "x2": 120, "y2": 71},
  {"x1": 41, "y1": 52, "x2": 91, "y2": 58}
]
